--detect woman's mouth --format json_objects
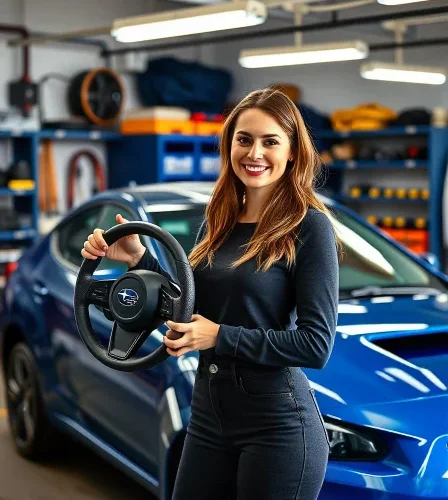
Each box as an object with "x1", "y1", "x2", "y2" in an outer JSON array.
[{"x1": 242, "y1": 164, "x2": 269, "y2": 176}]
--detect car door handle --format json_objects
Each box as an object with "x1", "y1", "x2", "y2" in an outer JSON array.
[{"x1": 32, "y1": 281, "x2": 49, "y2": 296}]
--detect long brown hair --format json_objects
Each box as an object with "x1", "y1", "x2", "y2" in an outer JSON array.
[{"x1": 189, "y1": 87, "x2": 343, "y2": 271}]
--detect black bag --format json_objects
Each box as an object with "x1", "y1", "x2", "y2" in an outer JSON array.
[{"x1": 137, "y1": 57, "x2": 233, "y2": 114}]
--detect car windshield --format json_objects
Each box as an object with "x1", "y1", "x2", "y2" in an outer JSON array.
[
  {"x1": 146, "y1": 202, "x2": 446, "y2": 297},
  {"x1": 330, "y1": 207, "x2": 446, "y2": 297},
  {"x1": 146, "y1": 204, "x2": 206, "y2": 255}
]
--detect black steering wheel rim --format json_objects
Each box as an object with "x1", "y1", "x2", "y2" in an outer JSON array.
[{"x1": 74, "y1": 221, "x2": 195, "y2": 372}]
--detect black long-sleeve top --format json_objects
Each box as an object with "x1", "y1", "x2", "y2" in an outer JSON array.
[{"x1": 130, "y1": 208, "x2": 339, "y2": 369}]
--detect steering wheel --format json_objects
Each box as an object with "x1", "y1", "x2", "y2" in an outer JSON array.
[{"x1": 74, "y1": 222, "x2": 195, "y2": 372}]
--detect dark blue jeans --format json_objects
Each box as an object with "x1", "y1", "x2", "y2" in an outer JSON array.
[{"x1": 172, "y1": 356, "x2": 330, "y2": 500}]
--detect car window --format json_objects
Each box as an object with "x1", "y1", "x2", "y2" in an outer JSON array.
[
  {"x1": 146, "y1": 205, "x2": 205, "y2": 272},
  {"x1": 146, "y1": 201, "x2": 443, "y2": 295},
  {"x1": 95, "y1": 205, "x2": 136, "y2": 275},
  {"x1": 56, "y1": 207, "x2": 100, "y2": 268},
  {"x1": 331, "y1": 208, "x2": 445, "y2": 294}
]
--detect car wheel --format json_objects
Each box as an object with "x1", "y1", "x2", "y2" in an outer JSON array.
[{"x1": 5, "y1": 342, "x2": 62, "y2": 460}]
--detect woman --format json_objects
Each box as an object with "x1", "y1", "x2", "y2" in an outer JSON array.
[{"x1": 81, "y1": 88, "x2": 341, "y2": 500}]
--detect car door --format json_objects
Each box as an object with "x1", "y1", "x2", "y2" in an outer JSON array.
[
  {"x1": 67, "y1": 203, "x2": 164, "y2": 477},
  {"x1": 30, "y1": 205, "x2": 102, "y2": 417}
]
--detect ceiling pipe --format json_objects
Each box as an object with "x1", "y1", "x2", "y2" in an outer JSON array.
[
  {"x1": 102, "y1": 4, "x2": 448, "y2": 56},
  {"x1": 8, "y1": 26, "x2": 110, "y2": 46},
  {"x1": 370, "y1": 36, "x2": 448, "y2": 52},
  {"x1": 28, "y1": 30, "x2": 111, "y2": 66},
  {"x1": 1, "y1": 24, "x2": 111, "y2": 76},
  {"x1": 0, "y1": 24, "x2": 30, "y2": 79}
]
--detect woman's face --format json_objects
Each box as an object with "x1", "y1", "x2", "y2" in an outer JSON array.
[{"x1": 230, "y1": 108, "x2": 293, "y2": 193}]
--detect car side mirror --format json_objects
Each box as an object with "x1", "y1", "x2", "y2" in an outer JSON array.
[{"x1": 421, "y1": 252, "x2": 440, "y2": 270}]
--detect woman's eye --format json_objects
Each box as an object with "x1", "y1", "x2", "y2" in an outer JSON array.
[
  {"x1": 237, "y1": 137, "x2": 250, "y2": 145},
  {"x1": 235, "y1": 137, "x2": 278, "y2": 146}
]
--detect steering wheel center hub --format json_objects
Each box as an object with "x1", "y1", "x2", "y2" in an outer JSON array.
[
  {"x1": 112, "y1": 277, "x2": 144, "y2": 316},
  {"x1": 109, "y1": 271, "x2": 172, "y2": 332}
]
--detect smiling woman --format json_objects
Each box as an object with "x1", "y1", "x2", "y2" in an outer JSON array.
[
  {"x1": 189, "y1": 87, "x2": 343, "y2": 272},
  {"x1": 79, "y1": 88, "x2": 341, "y2": 500},
  {"x1": 231, "y1": 109, "x2": 292, "y2": 191}
]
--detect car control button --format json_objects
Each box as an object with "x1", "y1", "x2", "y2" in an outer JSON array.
[{"x1": 159, "y1": 287, "x2": 173, "y2": 318}]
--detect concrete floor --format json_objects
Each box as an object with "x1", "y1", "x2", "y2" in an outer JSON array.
[{"x1": 0, "y1": 372, "x2": 154, "y2": 500}]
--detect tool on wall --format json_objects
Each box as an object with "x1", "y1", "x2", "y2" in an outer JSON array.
[
  {"x1": 39, "y1": 68, "x2": 124, "y2": 129},
  {"x1": 2, "y1": 23, "x2": 114, "y2": 118},
  {"x1": 0, "y1": 24, "x2": 38, "y2": 117},
  {"x1": 67, "y1": 150, "x2": 106, "y2": 210},
  {"x1": 39, "y1": 140, "x2": 59, "y2": 214}
]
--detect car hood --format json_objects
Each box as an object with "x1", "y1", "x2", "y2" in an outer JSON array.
[{"x1": 307, "y1": 294, "x2": 448, "y2": 409}]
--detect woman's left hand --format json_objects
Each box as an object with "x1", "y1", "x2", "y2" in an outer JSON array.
[{"x1": 163, "y1": 315, "x2": 220, "y2": 357}]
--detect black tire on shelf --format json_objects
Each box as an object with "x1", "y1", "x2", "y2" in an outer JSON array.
[{"x1": 5, "y1": 342, "x2": 63, "y2": 461}]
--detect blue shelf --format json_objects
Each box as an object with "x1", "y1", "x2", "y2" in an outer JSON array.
[
  {"x1": 0, "y1": 188, "x2": 35, "y2": 196},
  {"x1": 38, "y1": 129, "x2": 121, "y2": 141},
  {"x1": 328, "y1": 160, "x2": 427, "y2": 169},
  {"x1": 0, "y1": 130, "x2": 37, "y2": 138},
  {"x1": 318, "y1": 126, "x2": 431, "y2": 139},
  {"x1": 335, "y1": 195, "x2": 428, "y2": 204},
  {"x1": 0, "y1": 228, "x2": 36, "y2": 241}
]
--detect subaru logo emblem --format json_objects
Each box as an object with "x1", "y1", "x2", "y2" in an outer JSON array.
[{"x1": 117, "y1": 289, "x2": 139, "y2": 306}]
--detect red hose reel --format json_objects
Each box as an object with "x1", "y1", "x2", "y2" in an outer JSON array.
[{"x1": 67, "y1": 150, "x2": 106, "y2": 209}]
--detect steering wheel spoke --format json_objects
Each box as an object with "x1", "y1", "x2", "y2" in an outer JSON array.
[
  {"x1": 86, "y1": 279, "x2": 114, "y2": 308},
  {"x1": 107, "y1": 322, "x2": 148, "y2": 360},
  {"x1": 159, "y1": 285, "x2": 176, "y2": 320}
]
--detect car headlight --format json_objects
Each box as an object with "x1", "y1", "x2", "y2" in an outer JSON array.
[{"x1": 325, "y1": 420, "x2": 387, "y2": 461}]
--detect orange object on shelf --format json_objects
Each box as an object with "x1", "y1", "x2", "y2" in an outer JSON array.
[
  {"x1": 194, "y1": 121, "x2": 223, "y2": 136},
  {"x1": 121, "y1": 118, "x2": 195, "y2": 135},
  {"x1": 381, "y1": 228, "x2": 428, "y2": 254}
]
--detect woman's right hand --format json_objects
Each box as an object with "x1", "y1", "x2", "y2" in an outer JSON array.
[{"x1": 81, "y1": 213, "x2": 146, "y2": 268}]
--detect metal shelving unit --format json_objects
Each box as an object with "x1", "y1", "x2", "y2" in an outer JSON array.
[
  {"x1": 333, "y1": 194, "x2": 428, "y2": 205},
  {"x1": 0, "y1": 187, "x2": 35, "y2": 196},
  {"x1": 0, "y1": 229, "x2": 37, "y2": 241},
  {"x1": 328, "y1": 160, "x2": 427, "y2": 170},
  {"x1": 0, "y1": 131, "x2": 38, "y2": 252},
  {"x1": 317, "y1": 126, "x2": 448, "y2": 263},
  {"x1": 317, "y1": 125, "x2": 431, "y2": 139},
  {"x1": 38, "y1": 129, "x2": 121, "y2": 141},
  {"x1": 2, "y1": 124, "x2": 446, "y2": 266},
  {"x1": 0, "y1": 128, "x2": 121, "y2": 260}
]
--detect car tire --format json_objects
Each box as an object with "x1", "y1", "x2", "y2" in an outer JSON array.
[{"x1": 5, "y1": 342, "x2": 63, "y2": 461}]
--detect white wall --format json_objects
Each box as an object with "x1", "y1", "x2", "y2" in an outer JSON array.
[
  {"x1": 0, "y1": 0, "x2": 215, "y2": 214},
  {"x1": 0, "y1": 0, "x2": 447, "y2": 216}
]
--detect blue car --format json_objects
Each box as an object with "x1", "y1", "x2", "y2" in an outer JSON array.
[{"x1": 1, "y1": 181, "x2": 448, "y2": 500}]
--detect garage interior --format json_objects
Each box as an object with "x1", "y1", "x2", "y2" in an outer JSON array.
[{"x1": 0, "y1": 0, "x2": 448, "y2": 498}]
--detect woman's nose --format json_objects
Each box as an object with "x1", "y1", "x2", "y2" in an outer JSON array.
[{"x1": 248, "y1": 143, "x2": 263, "y2": 160}]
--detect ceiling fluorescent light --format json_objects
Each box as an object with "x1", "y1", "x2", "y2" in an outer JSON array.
[
  {"x1": 239, "y1": 41, "x2": 368, "y2": 68},
  {"x1": 377, "y1": 0, "x2": 431, "y2": 4},
  {"x1": 361, "y1": 61, "x2": 447, "y2": 85},
  {"x1": 112, "y1": 0, "x2": 266, "y2": 43}
]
